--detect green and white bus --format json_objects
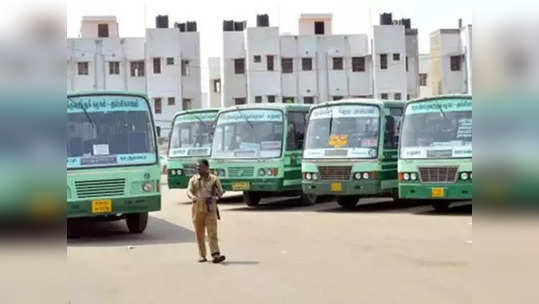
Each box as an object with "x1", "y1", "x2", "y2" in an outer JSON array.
[
  {"x1": 67, "y1": 92, "x2": 161, "y2": 233},
  {"x1": 302, "y1": 99, "x2": 404, "y2": 209},
  {"x1": 167, "y1": 109, "x2": 220, "y2": 188},
  {"x1": 210, "y1": 104, "x2": 311, "y2": 206},
  {"x1": 398, "y1": 95, "x2": 472, "y2": 211}
]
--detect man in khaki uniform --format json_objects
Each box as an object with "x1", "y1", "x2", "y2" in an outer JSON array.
[{"x1": 187, "y1": 159, "x2": 226, "y2": 263}]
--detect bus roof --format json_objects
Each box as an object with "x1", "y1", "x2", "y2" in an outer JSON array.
[
  {"x1": 310, "y1": 98, "x2": 391, "y2": 110},
  {"x1": 405, "y1": 94, "x2": 472, "y2": 106},
  {"x1": 67, "y1": 91, "x2": 148, "y2": 99},
  {"x1": 172, "y1": 108, "x2": 220, "y2": 119},
  {"x1": 221, "y1": 103, "x2": 311, "y2": 113}
]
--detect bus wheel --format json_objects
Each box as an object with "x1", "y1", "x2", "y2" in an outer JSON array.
[
  {"x1": 432, "y1": 201, "x2": 450, "y2": 212},
  {"x1": 126, "y1": 212, "x2": 148, "y2": 233},
  {"x1": 336, "y1": 196, "x2": 359, "y2": 209},
  {"x1": 300, "y1": 194, "x2": 318, "y2": 205},
  {"x1": 244, "y1": 192, "x2": 261, "y2": 207}
]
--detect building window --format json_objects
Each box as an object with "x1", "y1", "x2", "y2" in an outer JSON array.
[
  {"x1": 381, "y1": 93, "x2": 388, "y2": 100},
  {"x1": 267, "y1": 95, "x2": 276, "y2": 103},
  {"x1": 333, "y1": 57, "x2": 343, "y2": 70},
  {"x1": 405, "y1": 56, "x2": 409, "y2": 72},
  {"x1": 77, "y1": 62, "x2": 89, "y2": 75},
  {"x1": 394, "y1": 93, "x2": 402, "y2": 100},
  {"x1": 282, "y1": 58, "x2": 293, "y2": 73},
  {"x1": 109, "y1": 61, "x2": 120, "y2": 75},
  {"x1": 168, "y1": 97, "x2": 175, "y2": 105},
  {"x1": 254, "y1": 55, "x2": 261, "y2": 63},
  {"x1": 167, "y1": 57, "x2": 174, "y2": 65},
  {"x1": 213, "y1": 79, "x2": 221, "y2": 93},
  {"x1": 283, "y1": 97, "x2": 295, "y2": 104},
  {"x1": 234, "y1": 58, "x2": 245, "y2": 74},
  {"x1": 380, "y1": 54, "x2": 388, "y2": 70},
  {"x1": 314, "y1": 21, "x2": 325, "y2": 35},
  {"x1": 304, "y1": 96, "x2": 314, "y2": 104},
  {"x1": 130, "y1": 61, "x2": 144, "y2": 77},
  {"x1": 267, "y1": 55, "x2": 274, "y2": 71},
  {"x1": 302, "y1": 58, "x2": 313, "y2": 71},
  {"x1": 154, "y1": 98, "x2": 162, "y2": 114},
  {"x1": 183, "y1": 98, "x2": 192, "y2": 110},
  {"x1": 352, "y1": 57, "x2": 365, "y2": 72},
  {"x1": 97, "y1": 24, "x2": 109, "y2": 38},
  {"x1": 333, "y1": 96, "x2": 343, "y2": 101},
  {"x1": 153, "y1": 58, "x2": 161, "y2": 74},
  {"x1": 234, "y1": 98, "x2": 246, "y2": 105},
  {"x1": 393, "y1": 53, "x2": 400, "y2": 61},
  {"x1": 181, "y1": 60, "x2": 190, "y2": 76},
  {"x1": 419, "y1": 73, "x2": 428, "y2": 86},
  {"x1": 450, "y1": 56, "x2": 461, "y2": 71},
  {"x1": 255, "y1": 96, "x2": 262, "y2": 103}
]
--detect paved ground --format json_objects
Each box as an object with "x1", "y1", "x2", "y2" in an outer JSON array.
[{"x1": 67, "y1": 176, "x2": 472, "y2": 304}]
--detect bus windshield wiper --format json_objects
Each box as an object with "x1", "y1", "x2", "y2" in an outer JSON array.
[
  {"x1": 237, "y1": 110, "x2": 254, "y2": 130},
  {"x1": 328, "y1": 108, "x2": 334, "y2": 138},
  {"x1": 68, "y1": 97, "x2": 95, "y2": 129},
  {"x1": 192, "y1": 114, "x2": 211, "y2": 129},
  {"x1": 434, "y1": 100, "x2": 448, "y2": 120}
]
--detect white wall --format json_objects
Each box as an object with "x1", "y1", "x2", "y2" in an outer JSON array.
[
  {"x1": 298, "y1": 14, "x2": 332, "y2": 35},
  {"x1": 222, "y1": 31, "x2": 247, "y2": 107},
  {"x1": 80, "y1": 17, "x2": 119, "y2": 38},
  {"x1": 405, "y1": 30, "x2": 419, "y2": 99},
  {"x1": 461, "y1": 25, "x2": 472, "y2": 94},
  {"x1": 440, "y1": 31, "x2": 466, "y2": 94},
  {"x1": 372, "y1": 25, "x2": 407, "y2": 100},
  {"x1": 208, "y1": 57, "x2": 221, "y2": 108},
  {"x1": 419, "y1": 53, "x2": 432, "y2": 97}
]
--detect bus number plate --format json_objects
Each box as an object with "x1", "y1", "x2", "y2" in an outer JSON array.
[
  {"x1": 232, "y1": 182, "x2": 250, "y2": 191},
  {"x1": 431, "y1": 188, "x2": 445, "y2": 198},
  {"x1": 331, "y1": 182, "x2": 342, "y2": 192},
  {"x1": 92, "y1": 199, "x2": 112, "y2": 213}
]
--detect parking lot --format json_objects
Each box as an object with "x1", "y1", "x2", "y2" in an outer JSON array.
[{"x1": 67, "y1": 176, "x2": 471, "y2": 304}]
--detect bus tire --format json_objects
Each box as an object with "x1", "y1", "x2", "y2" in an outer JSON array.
[
  {"x1": 432, "y1": 201, "x2": 450, "y2": 212},
  {"x1": 337, "y1": 196, "x2": 359, "y2": 209},
  {"x1": 244, "y1": 192, "x2": 261, "y2": 207},
  {"x1": 126, "y1": 212, "x2": 148, "y2": 233},
  {"x1": 301, "y1": 193, "x2": 318, "y2": 205}
]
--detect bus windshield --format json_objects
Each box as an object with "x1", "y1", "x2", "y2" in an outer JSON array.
[
  {"x1": 212, "y1": 109, "x2": 284, "y2": 159},
  {"x1": 169, "y1": 112, "x2": 216, "y2": 158},
  {"x1": 304, "y1": 105, "x2": 380, "y2": 159},
  {"x1": 67, "y1": 95, "x2": 156, "y2": 169},
  {"x1": 400, "y1": 98, "x2": 472, "y2": 159}
]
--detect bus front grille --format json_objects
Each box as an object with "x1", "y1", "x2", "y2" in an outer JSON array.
[
  {"x1": 75, "y1": 178, "x2": 126, "y2": 199},
  {"x1": 419, "y1": 167, "x2": 458, "y2": 183},
  {"x1": 183, "y1": 163, "x2": 197, "y2": 176},
  {"x1": 228, "y1": 167, "x2": 254, "y2": 178},
  {"x1": 318, "y1": 166, "x2": 352, "y2": 181}
]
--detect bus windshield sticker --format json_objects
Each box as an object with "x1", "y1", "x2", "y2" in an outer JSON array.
[
  {"x1": 218, "y1": 110, "x2": 283, "y2": 124},
  {"x1": 457, "y1": 118, "x2": 472, "y2": 139},
  {"x1": 328, "y1": 135, "x2": 348, "y2": 148},
  {"x1": 67, "y1": 96, "x2": 149, "y2": 113},
  {"x1": 406, "y1": 99, "x2": 472, "y2": 115},
  {"x1": 93, "y1": 144, "x2": 109, "y2": 156},
  {"x1": 67, "y1": 153, "x2": 156, "y2": 168},
  {"x1": 260, "y1": 141, "x2": 282, "y2": 150},
  {"x1": 175, "y1": 112, "x2": 217, "y2": 123},
  {"x1": 311, "y1": 105, "x2": 378, "y2": 120}
]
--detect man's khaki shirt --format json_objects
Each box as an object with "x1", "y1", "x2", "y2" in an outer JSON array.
[{"x1": 187, "y1": 173, "x2": 223, "y2": 213}]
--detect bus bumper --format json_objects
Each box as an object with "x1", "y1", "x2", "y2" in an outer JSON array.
[
  {"x1": 67, "y1": 194, "x2": 161, "y2": 219},
  {"x1": 220, "y1": 178, "x2": 293, "y2": 192},
  {"x1": 302, "y1": 180, "x2": 381, "y2": 196},
  {"x1": 399, "y1": 183, "x2": 472, "y2": 200},
  {"x1": 168, "y1": 174, "x2": 191, "y2": 189}
]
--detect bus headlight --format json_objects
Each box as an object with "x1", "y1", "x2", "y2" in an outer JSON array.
[
  {"x1": 143, "y1": 182, "x2": 154, "y2": 192},
  {"x1": 258, "y1": 168, "x2": 266, "y2": 176},
  {"x1": 305, "y1": 173, "x2": 312, "y2": 180},
  {"x1": 170, "y1": 169, "x2": 176, "y2": 175},
  {"x1": 410, "y1": 173, "x2": 417, "y2": 181},
  {"x1": 362, "y1": 172, "x2": 370, "y2": 180},
  {"x1": 354, "y1": 172, "x2": 362, "y2": 180},
  {"x1": 312, "y1": 173, "x2": 319, "y2": 180},
  {"x1": 461, "y1": 172, "x2": 469, "y2": 180},
  {"x1": 177, "y1": 169, "x2": 183, "y2": 176},
  {"x1": 403, "y1": 173, "x2": 410, "y2": 181}
]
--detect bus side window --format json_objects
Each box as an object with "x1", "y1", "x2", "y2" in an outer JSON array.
[
  {"x1": 384, "y1": 115, "x2": 396, "y2": 149},
  {"x1": 286, "y1": 111, "x2": 307, "y2": 151}
]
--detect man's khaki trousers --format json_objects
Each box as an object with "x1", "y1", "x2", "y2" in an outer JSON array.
[{"x1": 192, "y1": 201, "x2": 219, "y2": 258}]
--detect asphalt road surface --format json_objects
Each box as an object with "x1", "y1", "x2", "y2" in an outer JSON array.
[{"x1": 67, "y1": 176, "x2": 471, "y2": 304}]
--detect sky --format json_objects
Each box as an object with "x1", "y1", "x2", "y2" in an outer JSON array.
[{"x1": 66, "y1": 0, "x2": 471, "y2": 91}]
